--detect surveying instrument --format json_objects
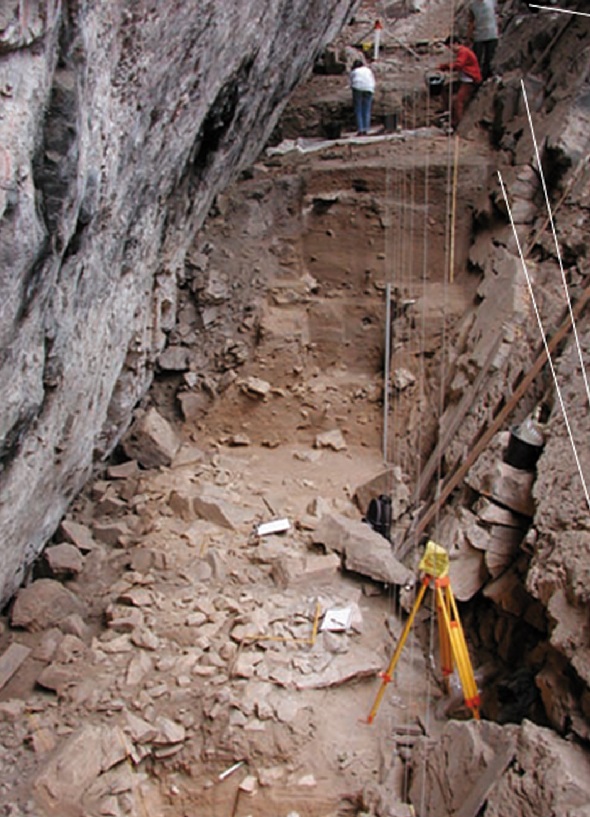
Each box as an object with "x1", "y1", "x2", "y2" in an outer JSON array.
[{"x1": 367, "y1": 540, "x2": 480, "y2": 723}]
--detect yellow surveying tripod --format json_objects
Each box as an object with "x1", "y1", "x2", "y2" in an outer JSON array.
[{"x1": 367, "y1": 540, "x2": 480, "y2": 723}]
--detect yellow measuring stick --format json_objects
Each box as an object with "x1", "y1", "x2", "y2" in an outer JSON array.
[{"x1": 242, "y1": 601, "x2": 322, "y2": 646}]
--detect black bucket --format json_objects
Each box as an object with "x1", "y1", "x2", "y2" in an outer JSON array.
[
  {"x1": 364, "y1": 495, "x2": 392, "y2": 541},
  {"x1": 504, "y1": 426, "x2": 544, "y2": 471},
  {"x1": 426, "y1": 71, "x2": 445, "y2": 97}
]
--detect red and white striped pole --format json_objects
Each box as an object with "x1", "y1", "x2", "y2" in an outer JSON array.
[{"x1": 374, "y1": 19, "x2": 383, "y2": 61}]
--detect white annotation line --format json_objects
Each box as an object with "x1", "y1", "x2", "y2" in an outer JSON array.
[
  {"x1": 497, "y1": 169, "x2": 590, "y2": 514},
  {"x1": 529, "y1": 4, "x2": 590, "y2": 17}
]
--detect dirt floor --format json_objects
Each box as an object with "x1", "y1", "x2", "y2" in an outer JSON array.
[{"x1": 0, "y1": 2, "x2": 520, "y2": 816}]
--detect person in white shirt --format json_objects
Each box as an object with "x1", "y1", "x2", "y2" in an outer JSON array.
[
  {"x1": 468, "y1": 0, "x2": 499, "y2": 81},
  {"x1": 350, "y1": 59, "x2": 376, "y2": 135}
]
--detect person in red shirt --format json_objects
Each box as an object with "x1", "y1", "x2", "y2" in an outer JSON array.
[{"x1": 437, "y1": 37, "x2": 482, "y2": 131}]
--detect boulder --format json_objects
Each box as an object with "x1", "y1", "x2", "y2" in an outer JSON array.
[
  {"x1": 10, "y1": 579, "x2": 86, "y2": 632},
  {"x1": 313, "y1": 513, "x2": 413, "y2": 586},
  {"x1": 122, "y1": 407, "x2": 180, "y2": 469}
]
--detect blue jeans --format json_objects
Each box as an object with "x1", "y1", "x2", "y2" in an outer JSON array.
[{"x1": 353, "y1": 90, "x2": 373, "y2": 133}]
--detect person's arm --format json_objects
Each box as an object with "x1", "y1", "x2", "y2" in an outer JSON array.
[{"x1": 450, "y1": 49, "x2": 467, "y2": 73}]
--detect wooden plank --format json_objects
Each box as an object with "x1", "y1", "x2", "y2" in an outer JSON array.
[
  {"x1": 413, "y1": 334, "x2": 502, "y2": 504},
  {"x1": 0, "y1": 642, "x2": 31, "y2": 690}
]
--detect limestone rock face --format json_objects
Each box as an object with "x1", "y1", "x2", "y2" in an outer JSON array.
[{"x1": 0, "y1": 0, "x2": 358, "y2": 606}]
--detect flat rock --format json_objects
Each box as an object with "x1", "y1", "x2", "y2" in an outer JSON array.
[
  {"x1": 58, "y1": 519, "x2": 98, "y2": 552},
  {"x1": 192, "y1": 483, "x2": 256, "y2": 529},
  {"x1": 153, "y1": 716, "x2": 186, "y2": 745},
  {"x1": 34, "y1": 724, "x2": 131, "y2": 812},
  {"x1": 36, "y1": 662, "x2": 85, "y2": 695},
  {"x1": 354, "y1": 467, "x2": 409, "y2": 522},
  {"x1": 240, "y1": 376, "x2": 271, "y2": 398},
  {"x1": 45, "y1": 543, "x2": 85, "y2": 576},
  {"x1": 0, "y1": 643, "x2": 31, "y2": 690},
  {"x1": 313, "y1": 513, "x2": 413, "y2": 586},
  {"x1": 125, "y1": 711, "x2": 159, "y2": 744},
  {"x1": 449, "y1": 546, "x2": 488, "y2": 602},
  {"x1": 466, "y1": 460, "x2": 535, "y2": 517},
  {"x1": 91, "y1": 519, "x2": 132, "y2": 546},
  {"x1": 411, "y1": 719, "x2": 590, "y2": 817},
  {"x1": 106, "y1": 604, "x2": 144, "y2": 633},
  {"x1": 409, "y1": 720, "x2": 518, "y2": 817},
  {"x1": 106, "y1": 460, "x2": 140, "y2": 479},
  {"x1": 292, "y1": 646, "x2": 382, "y2": 690},
  {"x1": 474, "y1": 497, "x2": 529, "y2": 529}
]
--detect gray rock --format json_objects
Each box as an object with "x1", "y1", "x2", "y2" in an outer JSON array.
[
  {"x1": 240, "y1": 376, "x2": 272, "y2": 398},
  {"x1": 0, "y1": 643, "x2": 31, "y2": 691},
  {"x1": 157, "y1": 345, "x2": 189, "y2": 371},
  {"x1": 106, "y1": 460, "x2": 140, "y2": 480},
  {"x1": 293, "y1": 647, "x2": 382, "y2": 690},
  {"x1": 122, "y1": 408, "x2": 181, "y2": 469},
  {"x1": 354, "y1": 468, "x2": 410, "y2": 522}
]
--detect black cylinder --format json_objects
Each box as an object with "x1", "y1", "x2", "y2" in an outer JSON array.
[
  {"x1": 504, "y1": 427, "x2": 544, "y2": 471},
  {"x1": 366, "y1": 495, "x2": 392, "y2": 541},
  {"x1": 426, "y1": 72, "x2": 445, "y2": 97}
]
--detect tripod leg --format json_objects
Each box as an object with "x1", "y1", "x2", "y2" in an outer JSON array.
[
  {"x1": 367, "y1": 578, "x2": 430, "y2": 724},
  {"x1": 436, "y1": 585, "x2": 453, "y2": 687},
  {"x1": 437, "y1": 581, "x2": 480, "y2": 719}
]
